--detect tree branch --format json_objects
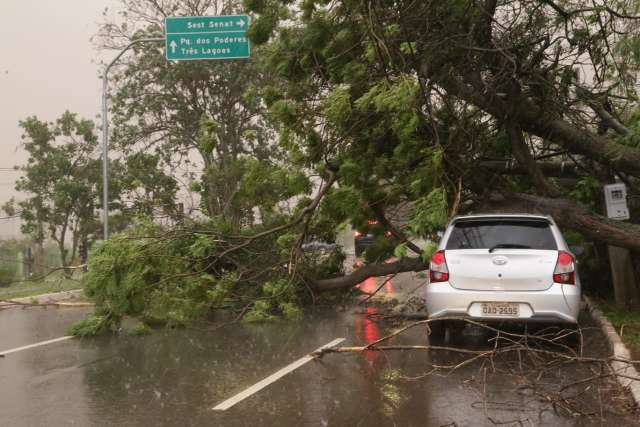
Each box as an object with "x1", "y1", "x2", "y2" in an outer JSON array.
[
  {"x1": 214, "y1": 170, "x2": 337, "y2": 261},
  {"x1": 312, "y1": 257, "x2": 427, "y2": 291},
  {"x1": 502, "y1": 193, "x2": 640, "y2": 252},
  {"x1": 576, "y1": 87, "x2": 630, "y2": 136},
  {"x1": 369, "y1": 203, "x2": 423, "y2": 256},
  {"x1": 506, "y1": 120, "x2": 561, "y2": 197}
]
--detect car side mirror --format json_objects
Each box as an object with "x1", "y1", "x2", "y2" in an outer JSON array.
[{"x1": 569, "y1": 245, "x2": 584, "y2": 256}]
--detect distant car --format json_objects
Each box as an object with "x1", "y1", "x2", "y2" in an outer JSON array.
[
  {"x1": 425, "y1": 214, "x2": 581, "y2": 342},
  {"x1": 354, "y1": 220, "x2": 392, "y2": 257}
]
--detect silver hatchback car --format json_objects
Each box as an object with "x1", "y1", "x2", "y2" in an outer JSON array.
[{"x1": 426, "y1": 214, "x2": 581, "y2": 339}]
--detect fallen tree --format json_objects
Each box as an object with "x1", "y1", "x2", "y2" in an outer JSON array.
[
  {"x1": 70, "y1": 0, "x2": 640, "y2": 332},
  {"x1": 245, "y1": 0, "x2": 640, "y2": 302}
]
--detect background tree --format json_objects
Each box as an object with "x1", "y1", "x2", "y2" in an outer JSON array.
[
  {"x1": 13, "y1": 112, "x2": 101, "y2": 268},
  {"x1": 9, "y1": 111, "x2": 178, "y2": 269},
  {"x1": 98, "y1": 0, "x2": 284, "y2": 226}
]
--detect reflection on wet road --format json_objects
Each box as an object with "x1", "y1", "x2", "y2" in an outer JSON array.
[{"x1": 0, "y1": 274, "x2": 638, "y2": 426}]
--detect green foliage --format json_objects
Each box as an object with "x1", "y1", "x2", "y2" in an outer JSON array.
[
  {"x1": 0, "y1": 239, "x2": 24, "y2": 286},
  {"x1": 320, "y1": 186, "x2": 362, "y2": 224},
  {"x1": 0, "y1": 267, "x2": 15, "y2": 287},
  {"x1": 69, "y1": 215, "x2": 348, "y2": 335},
  {"x1": 617, "y1": 110, "x2": 640, "y2": 147},
  {"x1": 597, "y1": 301, "x2": 640, "y2": 354},
  {"x1": 15, "y1": 112, "x2": 101, "y2": 266},
  {"x1": 206, "y1": 273, "x2": 237, "y2": 305},
  {"x1": 244, "y1": 279, "x2": 304, "y2": 323},
  {"x1": 409, "y1": 188, "x2": 449, "y2": 238},
  {"x1": 279, "y1": 302, "x2": 304, "y2": 321},
  {"x1": 570, "y1": 177, "x2": 601, "y2": 207},
  {"x1": 393, "y1": 242, "x2": 408, "y2": 259},
  {"x1": 237, "y1": 158, "x2": 311, "y2": 216},
  {"x1": 276, "y1": 233, "x2": 296, "y2": 256},
  {"x1": 67, "y1": 313, "x2": 113, "y2": 337},
  {"x1": 103, "y1": 1, "x2": 280, "y2": 226},
  {"x1": 354, "y1": 76, "x2": 421, "y2": 143},
  {"x1": 244, "y1": 300, "x2": 276, "y2": 323},
  {"x1": 323, "y1": 84, "x2": 352, "y2": 128},
  {"x1": 364, "y1": 236, "x2": 395, "y2": 264},
  {"x1": 420, "y1": 242, "x2": 438, "y2": 263},
  {"x1": 127, "y1": 322, "x2": 151, "y2": 336},
  {"x1": 270, "y1": 99, "x2": 299, "y2": 127}
]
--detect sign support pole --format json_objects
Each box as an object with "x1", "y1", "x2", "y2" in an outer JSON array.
[{"x1": 102, "y1": 37, "x2": 163, "y2": 240}]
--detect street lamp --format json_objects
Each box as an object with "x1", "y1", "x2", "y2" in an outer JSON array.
[{"x1": 101, "y1": 37, "x2": 163, "y2": 240}]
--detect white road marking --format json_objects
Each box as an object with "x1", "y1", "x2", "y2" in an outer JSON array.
[
  {"x1": 212, "y1": 337, "x2": 346, "y2": 411},
  {"x1": 0, "y1": 336, "x2": 73, "y2": 356}
]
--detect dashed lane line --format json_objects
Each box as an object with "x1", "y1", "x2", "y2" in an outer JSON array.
[
  {"x1": 212, "y1": 337, "x2": 346, "y2": 411},
  {"x1": 0, "y1": 336, "x2": 73, "y2": 357}
]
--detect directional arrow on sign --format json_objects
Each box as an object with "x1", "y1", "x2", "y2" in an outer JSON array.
[
  {"x1": 237, "y1": 20, "x2": 245, "y2": 27},
  {"x1": 170, "y1": 40, "x2": 178, "y2": 53}
]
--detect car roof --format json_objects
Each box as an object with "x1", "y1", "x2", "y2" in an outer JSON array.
[{"x1": 451, "y1": 213, "x2": 553, "y2": 222}]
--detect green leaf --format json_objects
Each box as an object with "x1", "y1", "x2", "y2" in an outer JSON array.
[{"x1": 393, "y1": 242, "x2": 408, "y2": 259}]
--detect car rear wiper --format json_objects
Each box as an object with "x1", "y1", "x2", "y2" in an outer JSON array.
[{"x1": 488, "y1": 243, "x2": 532, "y2": 253}]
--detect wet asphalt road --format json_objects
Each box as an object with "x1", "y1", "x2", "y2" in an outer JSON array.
[{"x1": 0, "y1": 274, "x2": 638, "y2": 426}]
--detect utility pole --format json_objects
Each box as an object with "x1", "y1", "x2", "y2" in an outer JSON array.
[
  {"x1": 603, "y1": 183, "x2": 639, "y2": 309},
  {"x1": 102, "y1": 37, "x2": 163, "y2": 240}
]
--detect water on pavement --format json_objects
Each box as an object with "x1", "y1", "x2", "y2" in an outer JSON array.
[{"x1": 0, "y1": 274, "x2": 638, "y2": 426}]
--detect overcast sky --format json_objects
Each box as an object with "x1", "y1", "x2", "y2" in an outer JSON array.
[{"x1": 0, "y1": 0, "x2": 118, "y2": 237}]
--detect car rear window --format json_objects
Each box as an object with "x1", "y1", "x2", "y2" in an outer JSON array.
[{"x1": 445, "y1": 219, "x2": 557, "y2": 250}]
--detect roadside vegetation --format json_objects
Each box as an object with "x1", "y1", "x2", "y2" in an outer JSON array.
[
  {"x1": 596, "y1": 300, "x2": 640, "y2": 359},
  {"x1": 0, "y1": 238, "x2": 81, "y2": 300},
  {"x1": 2, "y1": 0, "x2": 640, "y2": 335},
  {"x1": 0, "y1": 272, "x2": 81, "y2": 301}
]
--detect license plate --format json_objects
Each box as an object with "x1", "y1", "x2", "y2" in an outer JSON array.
[{"x1": 481, "y1": 302, "x2": 519, "y2": 317}]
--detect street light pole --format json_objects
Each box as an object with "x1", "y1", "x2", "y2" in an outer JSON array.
[{"x1": 102, "y1": 37, "x2": 163, "y2": 240}]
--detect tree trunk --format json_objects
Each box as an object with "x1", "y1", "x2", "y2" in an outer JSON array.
[
  {"x1": 480, "y1": 160, "x2": 581, "y2": 178},
  {"x1": 506, "y1": 121, "x2": 561, "y2": 197},
  {"x1": 608, "y1": 246, "x2": 640, "y2": 309},
  {"x1": 430, "y1": 72, "x2": 640, "y2": 179},
  {"x1": 503, "y1": 193, "x2": 640, "y2": 252},
  {"x1": 56, "y1": 239, "x2": 67, "y2": 267},
  {"x1": 34, "y1": 221, "x2": 45, "y2": 276},
  {"x1": 312, "y1": 257, "x2": 427, "y2": 291}
]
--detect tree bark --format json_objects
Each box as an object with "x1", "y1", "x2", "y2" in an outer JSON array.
[
  {"x1": 506, "y1": 121, "x2": 561, "y2": 197},
  {"x1": 312, "y1": 257, "x2": 427, "y2": 291},
  {"x1": 505, "y1": 193, "x2": 640, "y2": 252},
  {"x1": 519, "y1": 114, "x2": 640, "y2": 178},
  {"x1": 430, "y1": 72, "x2": 640, "y2": 178},
  {"x1": 608, "y1": 246, "x2": 640, "y2": 309},
  {"x1": 480, "y1": 160, "x2": 580, "y2": 178}
]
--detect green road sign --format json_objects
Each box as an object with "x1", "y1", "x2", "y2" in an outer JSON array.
[{"x1": 165, "y1": 15, "x2": 250, "y2": 61}]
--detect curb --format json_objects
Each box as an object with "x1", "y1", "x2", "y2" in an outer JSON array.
[
  {"x1": 584, "y1": 296, "x2": 640, "y2": 406},
  {"x1": 0, "y1": 289, "x2": 87, "y2": 308}
]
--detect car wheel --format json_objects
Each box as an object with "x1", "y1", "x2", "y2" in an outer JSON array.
[
  {"x1": 445, "y1": 319, "x2": 465, "y2": 343},
  {"x1": 562, "y1": 325, "x2": 583, "y2": 350},
  {"x1": 428, "y1": 319, "x2": 447, "y2": 344}
]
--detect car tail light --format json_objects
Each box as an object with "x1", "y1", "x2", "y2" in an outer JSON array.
[
  {"x1": 553, "y1": 250, "x2": 575, "y2": 284},
  {"x1": 429, "y1": 250, "x2": 449, "y2": 283}
]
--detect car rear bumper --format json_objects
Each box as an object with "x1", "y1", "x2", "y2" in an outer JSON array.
[{"x1": 425, "y1": 281, "x2": 581, "y2": 324}]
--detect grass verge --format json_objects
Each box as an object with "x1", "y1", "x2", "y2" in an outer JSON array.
[
  {"x1": 0, "y1": 272, "x2": 83, "y2": 300},
  {"x1": 594, "y1": 299, "x2": 640, "y2": 360}
]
